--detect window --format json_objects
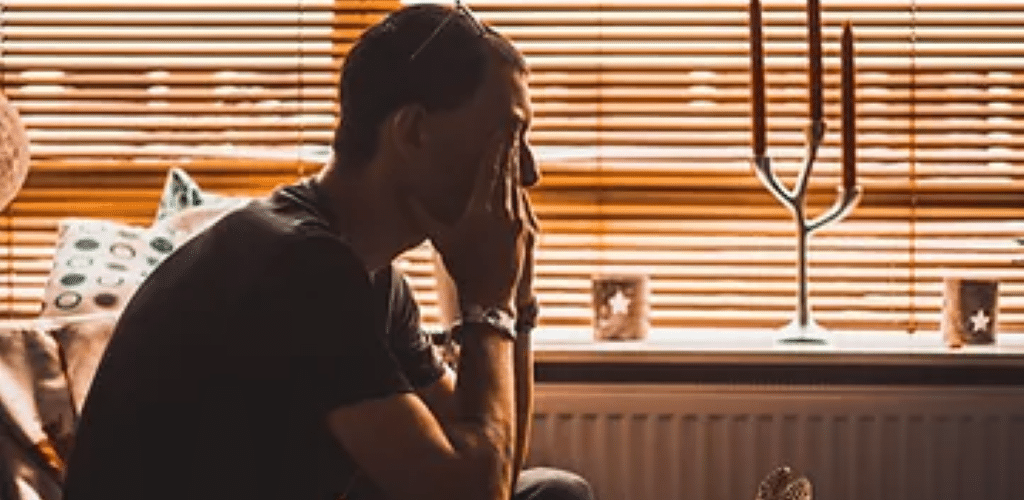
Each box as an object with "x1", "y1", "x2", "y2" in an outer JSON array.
[
  {"x1": 0, "y1": 0, "x2": 393, "y2": 316},
  {"x1": 2, "y1": 1, "x2": 1021, "y2": 336},
  {"x1": 410, "y1": 0, "x2": 1023, "y2": 335}
]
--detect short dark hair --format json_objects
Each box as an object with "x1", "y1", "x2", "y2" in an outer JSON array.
[{"x1": 332, "y1": 4, "x2": 527, "y2": 170}]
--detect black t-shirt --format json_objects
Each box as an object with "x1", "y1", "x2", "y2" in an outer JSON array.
[{"x1": 62, "y1": 180, "x2": 445, "y2": 500}]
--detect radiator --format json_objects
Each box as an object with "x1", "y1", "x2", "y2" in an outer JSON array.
[{"x1": 527, "y1": 384, "x2": 1024, "y2": 500}]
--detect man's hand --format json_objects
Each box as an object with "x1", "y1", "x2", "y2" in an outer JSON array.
[
  {"x1": 514, "y1": 188, "x2": 539, "y2": 330},
  {"x1": 410, "y1": 126, "x2": 532, "y2": 314}
]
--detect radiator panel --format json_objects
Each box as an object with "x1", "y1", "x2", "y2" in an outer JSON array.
[{"x1": 528, "y1": 384, "x2": 1024, "y2": 500}]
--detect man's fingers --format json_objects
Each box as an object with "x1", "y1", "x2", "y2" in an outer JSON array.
[
  {"x1": 511, "y1": 131, "x2": 523, "y2": 189},
  {"x1": 467, "y1": 131, "x2": 508, "y2": 214},
  {"x1": 520, "y1": 189, "x2": 539, "y2": 233},
  {"x1": 493, "y1": 134, "x2": 512, "y2": 218},
  {"x1": 505, "y1": 135, "x2": 521, "y2": 218}
]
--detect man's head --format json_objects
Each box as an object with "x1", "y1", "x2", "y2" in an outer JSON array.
[{"x1": 331, "y1": 3, "x2": 536, "y2": 224}]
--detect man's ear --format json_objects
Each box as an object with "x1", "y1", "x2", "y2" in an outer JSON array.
[{"x1": 386, "y1": 104, "x2": 428, "y2": 161}]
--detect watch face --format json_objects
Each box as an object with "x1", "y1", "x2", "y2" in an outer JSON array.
[{"x1": 486, "y1": 309, "x2": 515, "y2": 330}]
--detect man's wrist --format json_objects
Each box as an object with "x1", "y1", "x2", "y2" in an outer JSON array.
[
  {"x1": 457, "y1": 295, "x2": 514, "y2": 316},
  {"x1": 453, "y1": 304, "x2": 517, "y2": 342}
]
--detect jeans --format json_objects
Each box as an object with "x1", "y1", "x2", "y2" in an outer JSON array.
[{"x1": 514, "y1": 467, "x2": 595, "y2": 500}]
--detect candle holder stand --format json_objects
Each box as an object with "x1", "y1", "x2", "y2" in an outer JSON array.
[{"x1": 753, "y1": 120, "x2": 862, "y2": 345}]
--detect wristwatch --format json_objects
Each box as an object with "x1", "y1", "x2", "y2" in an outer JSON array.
[
  {"x1": 516, "y1": 297, "x2": 539, "y2": 334},
  {"x1": 454, "y1": 304, "x2": 517, "y2": 341}
]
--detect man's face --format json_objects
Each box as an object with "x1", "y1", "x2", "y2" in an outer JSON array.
[{"x1": 414, "y1": 51, "x2": 536, "y2": 226}]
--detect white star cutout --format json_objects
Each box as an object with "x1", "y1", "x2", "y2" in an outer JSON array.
[
  {"x1": 608, "y1": 290, "x2": 631, "y2": 315},
  {"x1": 969, "y1": 309, "x2": 991, "y2": 332}
]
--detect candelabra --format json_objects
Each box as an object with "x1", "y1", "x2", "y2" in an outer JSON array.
[{"x1": 753, "y1": 120, "x2": 861, "y2": 344}]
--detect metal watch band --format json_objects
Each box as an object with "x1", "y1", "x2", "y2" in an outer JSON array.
[{"x1": 453, "y1": 304, "x2": 517, "y2": 341}]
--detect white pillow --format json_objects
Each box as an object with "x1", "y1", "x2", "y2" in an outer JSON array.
[
  {"x1": 40, "y1": 219, "x2": 177, "y2": 318},
  {"x1": 154, "y1": 167, "x2": 246, "y2": 222},
  {"x1": 153, "y1": 167, "x2": 250, "y2": 244},
  {"x1": 155, "y1": 199, "x2": 249, "y2": 246}
]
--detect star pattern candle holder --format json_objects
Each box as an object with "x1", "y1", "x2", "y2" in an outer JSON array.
[
  {"x1": 592, "y1": 274, "x2": 649, "y2": 341},
  {"x1": 942, "y1": 276, "x2": 999, "y2": 347}
]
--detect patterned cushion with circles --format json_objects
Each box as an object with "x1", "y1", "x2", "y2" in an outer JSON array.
[{"x1": 40, "y1": 219, "x2": 177, "y2": 318}]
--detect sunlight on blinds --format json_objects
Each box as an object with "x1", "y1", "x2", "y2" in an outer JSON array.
[
  {"x1": 0, "y1": 1, "x2": 1020, "y2": 334},
  {"x1": 3, "y1": 0, "x2": 342, "y2": 163},
  {"x1": 0, "y1": 0, "x2": 395, "y2": 316},
  {"x1": 399, "y1": 0, "x2": 1024, "y2": 335}
]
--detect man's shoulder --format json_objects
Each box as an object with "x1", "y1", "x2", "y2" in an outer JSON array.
[
  {"x1": 221, "y1": 182, "x2": 335, "y2": 243},
  {"x1": 137, "y1": 181, "x2": 365, "y2": 307},
  {"x1": 208, "y1": 201, "x2": 364, "y2": 287},
  {"x1": 192, "y1": 179, "x2": 351, "y2": 262}
]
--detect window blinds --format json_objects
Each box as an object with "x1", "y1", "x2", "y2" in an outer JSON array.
[
  {"x1": 0, "y1": 0, "x2": 389, "y2": 315},
  {"x1": 2, "y1": 0, "x2": 1022, "y2": 336},
  {"x1": 414, "y1": 0, "x2": 1024, "y2": 334}
]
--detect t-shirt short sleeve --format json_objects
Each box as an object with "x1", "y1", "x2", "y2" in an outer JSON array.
[
  {"x1": 257, "y1": 234, "x2": 413, "y2": 414},
  {"x1": 384, "y1": 267, "x2": 446, "y2": 388}
]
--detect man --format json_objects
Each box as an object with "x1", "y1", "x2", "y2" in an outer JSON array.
[{"x1": 62, "y1": 4, "x2": 594, "y2": 500}]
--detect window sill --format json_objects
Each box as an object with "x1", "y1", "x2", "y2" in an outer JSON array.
[{"x1": 531, "y1": 328, "x2": 1024, "y2": 384}]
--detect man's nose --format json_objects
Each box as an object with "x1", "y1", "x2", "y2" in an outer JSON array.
[{"x1": 520, "y1": 143, "x2": 539, "y2": 187}]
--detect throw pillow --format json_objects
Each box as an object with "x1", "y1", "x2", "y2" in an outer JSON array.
[
  {"x1": 0, "y1": 326, "x2": 45, "y2": 447},
  {"x1": 0, "y1": 427, "x2": 62, "y2": 500},
  {"x1": 0, "y1": 322, "x2": 76, "y2": 491},
  {"x1": 152, "y1": 167, "x2": 250, "y2": 243},
  {"x1": 154, "y1": 167, "x2": 244, "y2": 221},
  {"x1": 21, "y1": 327, "x2": 74, "y2": 458},
  {"x1": 48, "y1": 313, "x2": 118, "y2": 413},
  {"x1": 40, "y1": 219, "x2": 177, "y2": 318}
]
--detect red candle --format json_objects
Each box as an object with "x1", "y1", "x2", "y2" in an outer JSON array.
[
  {"x1": 750, "y1": 0, "x2": 766, "y2": 157},
  {"x1": 807, "y1": 0, "x2": 823, "y2": 123},
  {"x1": 841, "y1": 21, "x2": 856, "y2": 191}
]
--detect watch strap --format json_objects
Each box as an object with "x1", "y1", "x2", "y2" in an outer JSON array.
[{"x1": 452, "y1": 304, "x2": 516, "y2": 342}]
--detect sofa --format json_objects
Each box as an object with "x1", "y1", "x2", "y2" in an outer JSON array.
[{"x1": 0, "y1": 168, "x2": 248, "y2": 500}]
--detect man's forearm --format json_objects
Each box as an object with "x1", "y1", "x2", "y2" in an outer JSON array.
[
  {"x1": 453, "y1": 323, "x2": 517, "y2": 500},
  {"x1": 511, "y1": 330, "x2": 533, "y2": 484}
]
